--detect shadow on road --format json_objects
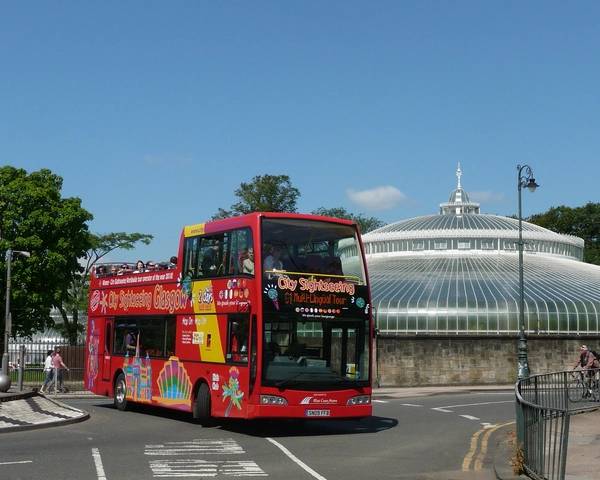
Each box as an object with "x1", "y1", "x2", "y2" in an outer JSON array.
[
  {"x1": 220, "y1": 415, "x2": 398, "y2": 437},
  {"x1": 95, "y1": 402, "x2": 397, "y2": 437}
]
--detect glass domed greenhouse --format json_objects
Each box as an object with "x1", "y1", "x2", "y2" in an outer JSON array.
[{"x1": 364, "y1": 166, "x2": 600, "y2": 336}]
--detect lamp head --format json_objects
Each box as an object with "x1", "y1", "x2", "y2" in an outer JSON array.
[
  {"x1": 14, "y1": 250, "x2": 31, "y2": 258},
  {"x1": 526, "y1": 178, "x2": 539, "y2": 193}
]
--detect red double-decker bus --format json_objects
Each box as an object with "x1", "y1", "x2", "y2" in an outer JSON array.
[{"x1": 85, "y1": 213, "x2": 372, "y2": 421}]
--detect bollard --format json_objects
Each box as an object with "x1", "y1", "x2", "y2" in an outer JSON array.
[{"x1": 17, "y1": 345, "x2": 25, "y2": 391}]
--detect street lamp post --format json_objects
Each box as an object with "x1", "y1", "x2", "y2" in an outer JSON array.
[
  {"x1": 0, "y1": 249, "x2": 31, "y2": 392},
  {"x1": 517, "y1": 165, "x2": 539, "y2": 380}
]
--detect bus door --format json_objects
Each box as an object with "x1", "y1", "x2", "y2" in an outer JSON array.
[
  {"x1": 326, "y1": 323, "x2": 361, "y2": 379},
  {"x1": 220, "y1": 314, "x2": 250, "y2": 417},
  {"x1": 102, "y1": 318, "x2": 114, "y2": 382}
]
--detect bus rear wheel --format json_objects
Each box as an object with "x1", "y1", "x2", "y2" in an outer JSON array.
[
  {"x1": 114, "y1": 373, "x2": 128, "y2": 411},
  {"x1": 193, "y1": 383, "x2": 211, "y2": 425}
]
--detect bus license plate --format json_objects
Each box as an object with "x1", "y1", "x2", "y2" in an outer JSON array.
[{"x1": 306, "y1": 409, "x2": 330, "y2": 417}]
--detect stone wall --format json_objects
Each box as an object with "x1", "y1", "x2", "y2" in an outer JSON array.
[{"x1": 374, "y1": 335, "x2": 600, "y2": 386}]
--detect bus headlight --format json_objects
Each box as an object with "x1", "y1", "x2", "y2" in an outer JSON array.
[
  {"x1": 260, "y1": 395, "x2": 288, "y2": 406},
  {"x1": 346, "y1": 395, "x2": 371, "y2": 406}
]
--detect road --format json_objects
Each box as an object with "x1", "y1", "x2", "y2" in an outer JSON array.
[{"x1": 0, "y1": 392, "x2": 515, "y2": 480}]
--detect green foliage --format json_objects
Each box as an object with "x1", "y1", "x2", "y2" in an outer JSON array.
[
  {"x1": 213, "y1": 174, "x2": 300, "y2": 220},
  {"x1": 312, "y1": 207, "x2": 385, "y2": 234},
  {"x1": 0, "y1": 167, "x2": 93, "y2": 338},
  {"x1": 528, "y1": 202, "x2": 600, "y2": 265},
  {"x1": 56, "y1": 231, "x2": 153, "y2": 344}
]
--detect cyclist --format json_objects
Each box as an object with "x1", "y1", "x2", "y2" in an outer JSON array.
[{"x1": 573, "y1": 345, "x2": 600, "y2": 397}]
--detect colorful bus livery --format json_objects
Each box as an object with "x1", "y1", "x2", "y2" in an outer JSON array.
[{"x1": 86, "y1": 212, "x2": 373, "y2": 422}]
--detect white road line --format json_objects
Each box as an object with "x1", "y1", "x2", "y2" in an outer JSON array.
[
  {"x1": 434, "y1": 400, "x2": 513, "y2": 410},
  {"x1": 373, "y1": 400, "x2": 388, "y2": 403},
  {"x1": 460, "y1": 415, "x2": 480, "y2": 421},
  {"x1": 0, "y1": 460, "x2": 33, "y2": 465},
  {"x1": 145, "y1": 439, "x2": 245, "y2": 456},
  {"x1": 149, "y1": 459, "x2": 267, "y2": 477},
  {"x1": 400, "y1": 403, "x2": 423, "y2": 407},
  {"x1": 433, "y1": 400, "x2": 512, "y2": 414},
  {"x1": 481, "y1": 423, "x2": 494, "y2": 428},
  {"x1": 474, "y1": 392, "x2": 514, "y2": 395},
  {"x1": 267, "y1": 437, "x2": 327, "y2": 480},
  {"x1": 91, "y1": 448, "x2": 107, "y2": 480}
]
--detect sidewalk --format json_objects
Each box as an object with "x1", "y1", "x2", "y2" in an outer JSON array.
[
  {"x1": 0, "y1": 387, "x2": 89, "y2": 433},
  {"x1": 491, "y1": 408, "x2": 600, "y2": 480}
]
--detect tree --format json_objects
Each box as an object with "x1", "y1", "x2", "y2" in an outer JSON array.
[
  {"x1": 312, "y1": 207, "x2": 386, "y2": 234},
  {"x1": 55, "y1": 232, "x2": 153, "y2": 344},
  {"x1": 0, "y1": 167, "x2": 93, "y2": 341},
  {"x1": 528, "y1": 202, "x2": 600, "y2": 265},
  {"x1": 213, "y1": 174, "x2": 300, "y2": 219}
]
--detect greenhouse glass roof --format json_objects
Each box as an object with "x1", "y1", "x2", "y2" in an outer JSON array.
[{"x1": 363, "y1": 164, "x2": 599, "y2": 335}]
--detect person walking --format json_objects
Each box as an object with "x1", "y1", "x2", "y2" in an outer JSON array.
[
  {"x1": 40, "y1": 350, "x2": 55, "y2": 393},
  {"x1": 51, "y1": 347, "x2": 69, "y2": 392}
]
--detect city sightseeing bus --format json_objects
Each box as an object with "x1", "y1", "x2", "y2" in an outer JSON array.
[{"x1": 85, "y1": 213, "x2": 372, "y2": 421}]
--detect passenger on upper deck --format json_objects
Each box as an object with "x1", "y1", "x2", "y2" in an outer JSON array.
[
  {"x1": 146, "y1": 261, "x2": 157, "y2": 272},
  {"x1": 134, "y1": 260, "x2": 145, "y2": 273},
  {"x1": 169, "y1": 256, "x2": 178, "y2": 269}
]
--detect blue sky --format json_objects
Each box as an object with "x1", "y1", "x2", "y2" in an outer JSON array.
[{"x1": 1, "y1": 2, "x2": 599, "y2": 262}]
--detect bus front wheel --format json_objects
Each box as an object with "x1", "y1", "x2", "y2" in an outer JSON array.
[
  {"x1": 193, "y1": 383, "x2": 211, "y2": 424},
  {"x1": 114, "y1": 373, "x2": 128, "y2": 411}
]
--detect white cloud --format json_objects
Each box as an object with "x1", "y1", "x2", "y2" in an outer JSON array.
[
  {"x1": 346, "y1": 185, "x2": 407, "y2": 211},
  {"x1": 469, "y1": 191, "x2": 506, "y2": 203}
]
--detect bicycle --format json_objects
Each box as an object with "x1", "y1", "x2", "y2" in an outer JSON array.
[{"x1": 568, "y1": 369, "x2": 600, "y2": 403}]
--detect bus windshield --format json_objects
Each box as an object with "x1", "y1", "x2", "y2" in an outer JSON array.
[
  {"x1": 262, "y1": 314, "x2": 369, "y2": 388},
  {"x1": 261, "y1": 218, "x2": 370, "y2": 388},
  {"x1": 261, "y1": 218, "x2": 366, "y2": 284}
]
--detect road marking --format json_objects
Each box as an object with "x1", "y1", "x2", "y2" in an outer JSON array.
[
  {"x1": 0, "y1": 460, "x2": 33, "y2": 465},
  {"x1": 431, "y1": 407, "x2": 453, "y2": 413},
  {"x1": 373, "y1": 400, "x2": 388, "y2": 403},
  {"x1": 434, "y1": 400, "x2": 513, "y2": 411},
  {"x1": 473, "y1": 421, "x2": 515, "y2": 471},
  {"x1": 91, "y1": 448, "x2": 107, "y2": 480},
  {"x1": 475, "y1": 392, "x2": 514, "y2": 395},
  {"x1": 145, "y1": 439, "x2": 245, "y2": 456},
  {"x1": 460, "y1": 415, "x2": 480, "y2": 421},
  {"x1": 400, "y1": 403, "x2": 423, "y2": 407},
  {"x1": 462, "y1": 421, "x2": 515, "y2": 471},
  {"x1": 267, "y1": 437, "x2": 327, "y2": 480},
  {"x1": 462, "y1": 427, "x2": 485, "y2": 471},
  {"x1": 481, "y1": 423, "x2": 493, "y2": 428},
  {"x1": 149, "y1": 459, "x2": 267, "y2": 477}
]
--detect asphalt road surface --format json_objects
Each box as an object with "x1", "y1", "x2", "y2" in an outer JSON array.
[{"x1": 1, "y1": 392, "x2": 515, "y2": 480}]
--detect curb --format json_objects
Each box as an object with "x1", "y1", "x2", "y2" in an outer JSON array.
[
  {"x1": 0, "y1": 390, "x2": 37, "y2": 403},
  {"x1": 491, "y1": 425, "x2": 528, "y2": 480},
  {"x1": 0, "y1": 393, "x2": 90, "y2": 434}
]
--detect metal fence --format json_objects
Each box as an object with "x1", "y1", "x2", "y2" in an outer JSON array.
[
  {"x1": 7, "y1": 338, "x2": 87, "y2": 393},
  {"x1": 515, "y1": 369, "x2": 600, "y2": 480}
]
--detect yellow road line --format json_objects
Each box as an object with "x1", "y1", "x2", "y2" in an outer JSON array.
[
  {"x1": 463, "y1": 421, "x2": 516, "y2": 471},
  {"x1": 472, "y1": 421, "x2": 515, "y2": 471},
  {"x1": 462, "y1": 427, "x2": 486, "y2": 471}
]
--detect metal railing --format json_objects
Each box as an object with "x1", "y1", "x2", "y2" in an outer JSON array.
[
  {"x1": 7, "y1": 338, "x2": 87, "y2": 393},
  {"x1": 515, "y1": 369, "x2": 600, "y2": 480}
]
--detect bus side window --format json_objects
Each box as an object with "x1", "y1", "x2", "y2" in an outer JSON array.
[
  {"x1": 230, "y1": 228, "x2": 254, "y2": 276},
  {"x1": 227, "y1": 315, "x2": 249, "y2": 363},
  {"x1": 183, "y1": 237, "x2": 200, "y2": 279}
]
